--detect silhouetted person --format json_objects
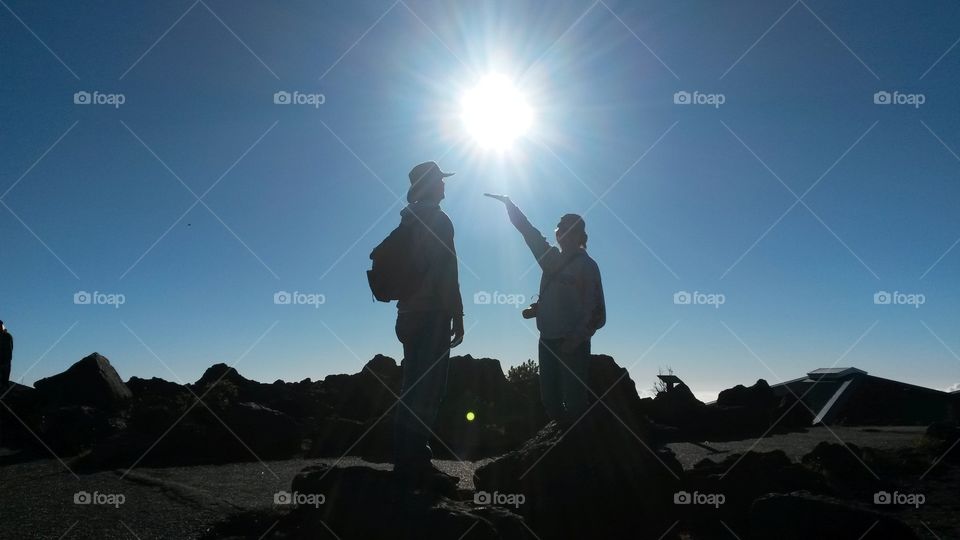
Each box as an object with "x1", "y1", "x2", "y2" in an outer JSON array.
[
  {"x1": 393, "y1": 161, "x2": 464, "y2": 486},
  {"x1": 0, "y1": 321, "x2": 11, "y2": 391},
  {"x1": 487, "y1": 195, "x2": 605, "y2": 425}
]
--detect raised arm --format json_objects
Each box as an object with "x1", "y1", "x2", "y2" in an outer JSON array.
[{"x1": 486, "y1": 194, "x2": 562, "y2": 272}]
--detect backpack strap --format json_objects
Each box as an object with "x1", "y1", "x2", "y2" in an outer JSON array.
[{"x1": 538, "y1": 251, "x2": 585, "y2": 297}]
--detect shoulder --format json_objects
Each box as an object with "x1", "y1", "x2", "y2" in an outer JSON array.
[
  {"x1": 577, "y1": 253, "x2": 601, "y2": 274},
  {"x1": 432, "y1": 208, "x2": 454, "y2": 235}
]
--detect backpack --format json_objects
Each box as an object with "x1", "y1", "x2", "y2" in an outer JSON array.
[{"x1": 367, "y1": 219, "x2": 428, "y2": 302}]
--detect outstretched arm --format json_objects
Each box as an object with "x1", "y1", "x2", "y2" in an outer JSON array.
[{"x1": 485, "y1": 194, "x2": 561, "y2": 272}]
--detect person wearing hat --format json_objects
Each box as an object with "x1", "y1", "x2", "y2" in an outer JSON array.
[
  {"x1": 486, "y1": 194, "x2": 605, "y2": 425},
  {"x1": 393, "y1": 161, "x2": 464, "y2": 487},
  {"x1": 0, "y1": 321, "x2": 12, "y2": 391}
]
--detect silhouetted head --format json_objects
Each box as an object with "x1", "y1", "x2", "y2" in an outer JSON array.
[
  {"x1": 407, "y1": 161, "x2": 455, "y2": 204},
  {"x1": 0, "y1": 321, "x2": 5, "y2": 333},
  {"x1": 556, "y1": 214, "x2": 587, "y2": 252}
]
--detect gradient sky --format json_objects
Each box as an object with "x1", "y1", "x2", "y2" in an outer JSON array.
[{"x1": 2, "y1": 0, "x2": 959, "y2": 401}]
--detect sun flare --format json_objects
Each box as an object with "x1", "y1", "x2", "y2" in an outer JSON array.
[{"x1": 460, "y1": 74, "x2": 533, "y2": 150}]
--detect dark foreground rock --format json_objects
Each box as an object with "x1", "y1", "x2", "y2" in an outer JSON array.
[
  {"x1": 925, "y1": 421, "x2": 960, "y2": 463},
  {"x1": 474, "y1": 411, "x2": 682, "y2": 538},
  {"x1": 681, "y1": 450, "x2": 830, "y2": 535},
  {"x1": 716, "y1": 379, "x2": 778, "y2": 409},
  {"x1": 749, "y1": 491, "x2": 920, "y2": 539},
  {"x1": 307, "y1": 354, "x2": 546, "y2": 462},
  {"x1": 258, "y1": 464, "x2": 532, "y2": 540},
  {"x1": 33, "y1": 352, "x2": 132, "y2": 409},
  {"x1": 78, "y1": 401, "x2": 302, "y2": 469}
]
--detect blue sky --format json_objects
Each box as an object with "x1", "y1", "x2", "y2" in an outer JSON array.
[{"x1": 2, "y1": 0, "x2": 959, "y2": 400}]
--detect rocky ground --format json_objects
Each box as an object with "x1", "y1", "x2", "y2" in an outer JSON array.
[
  {"x1": 666, "y1": 425, "x2": 927, "y2": 468},
  {"x1": 0, "y1": 453, "x2": 484, "y2": 540},
  {"x1": 0, "y1": 425, "x2": 955, "y2": 539},
  {"x1": 1, "y1": 352, "x2": 956, "y2": 538}
]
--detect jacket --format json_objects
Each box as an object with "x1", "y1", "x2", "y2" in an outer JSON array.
[
  {"x1": 396, "y1": 202, "x2": 464, "y2": 317},
  {"x1": 507, "y1": 204, "x2": 605, "y2": 341}
]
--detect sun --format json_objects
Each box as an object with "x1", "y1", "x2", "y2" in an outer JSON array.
[{"x1": 460, "y1": 74, "x2": 533, "y2": 150}]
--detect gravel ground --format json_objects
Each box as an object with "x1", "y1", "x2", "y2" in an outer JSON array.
[
  {"x1": 0, "y1": 427, "x2": 937, "y2": 539},
  {"x1": 666, "y1": 425, "x2": 927, "y2": 469},
  {"x1": 0, "y1": 454, "x2": 487, "y2": 540}
]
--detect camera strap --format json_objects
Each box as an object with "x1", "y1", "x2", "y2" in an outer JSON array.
[{"x1": 538, "y1": 251, "x2": 585, "y2": 298}]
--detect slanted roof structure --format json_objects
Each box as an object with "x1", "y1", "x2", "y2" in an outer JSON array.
[
  {"x1": 769, "y1": 367, "x2": 950, "y2": 426},
  {"x1": 806, "y1": 367, "x2": 867, "y2": 380}
]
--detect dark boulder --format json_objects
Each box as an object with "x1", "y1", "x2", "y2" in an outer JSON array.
[
  {"x1": 81, "y1": 400, "x2": 301, "y2": 468},
  {"x1": 322, "y1": 355, "x2": 401, "y2": 422},
  {"x1": 0, "y1": 383, "x2": 43, "y2": 448},
  {"x1": 40, "y1": 405, "x2": 124, "y2": 454},
  {"x1": 220, "y1": 401, "x2": 303, "y2": 459},
  {"x1": 308, "y1": 355, "x2": 546, "y2": 461},
  {"x1": 588, "y1": 354, "x2": 651, "y2": 432},
  {"x1": 651, "y1": 379, "x2": 705, "y2": 424},
  {"x1": 474, "y1": 410, "x2": 682, "y2": 538},
  {"x1": 271, "y1": 464, "x2": 532, "y2": 540},
  {"x1": 749, "y1": 491, "x2": 920, "y2": 540},
  {"x1": 437, "y1": 355, "x2": 544, "y2": 458},
  {"x1": 925, "y1": 421, "x2": 959, "y2": 461},
  {"x1": 192, "y1": 364, "x2": 329, "y2": 421},
  {"x1": 649, "y1": 376, "x2": 809, "y2": 442},
  {"x1": 800, "y1": 442, "x2": 884, "y2": 494},
  {"x1": 683, "y1": 450, "x2": 831, "y2": 534},
  {"x1": 716, "y1": 379, "x2": 778, "y2": 410},
  {"x1": 647, "y1": 380, "x2": 712, "y2": 441},
  {"x1": 194, "y1": 363, "x2": 256, "y2": 390},
  {"x1": 34, "y1": 353, "x2": 132, "y2": 409},
  {"x1": 306, "y1": 416, "x2": 368, "y2": 458},
  {"x1": 127, "y1": 376, "x2": 190, "y2": 401}
]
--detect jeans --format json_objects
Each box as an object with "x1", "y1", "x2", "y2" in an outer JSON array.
[
  {"x1": 0, "y1": 362, "x2": 9, "y2": 390},
  {"x1": 393, "y1": 310, "x2": 451, "y2": 466},
  {"x1": 539, "y1": 337, "x2": 591, "y2": 422}
]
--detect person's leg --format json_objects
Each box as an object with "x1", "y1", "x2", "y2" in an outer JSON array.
[
  {"x1": 394, "y1": 311, "x2": 450, "y2": 467},
  {"x1": 393, "y1": 312, "x2": 425, "y2": 466},
  {"x1": 538, "y1": 337, "x2": 565, "y2": 421},
  {"x1": 414, "y1": 311, "x2": 451, "y2": 453},
  {"x1": 561, "y1": 339, "x2": 591, "y2": 421},
  {"x1": 0, "y1": 362, "x2": 9, "y2": 391}
]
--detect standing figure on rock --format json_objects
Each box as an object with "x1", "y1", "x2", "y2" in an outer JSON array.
[
  {"x1": 368, "y1": 161, "x2": 464, "y2": 489},
  {"x1": 486, "y1": 194, "x2": 606, "y2": 426},
  {"x1": 0, "y1": 321, "x2": 12, "y2": 391}
]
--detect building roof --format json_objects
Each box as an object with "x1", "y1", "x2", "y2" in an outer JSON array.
[{"x1": 806, "y1": 367, "x2": 867, "y2": 380}]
